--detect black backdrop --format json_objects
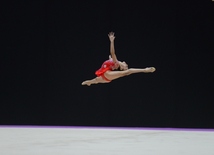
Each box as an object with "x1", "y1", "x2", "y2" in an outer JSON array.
[{"x1": 1, "y1": 1, "x2": 214, "y2": 128}]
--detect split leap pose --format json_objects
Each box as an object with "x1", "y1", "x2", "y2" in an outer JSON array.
[{"x1": 82, "y1": 32, "x2": 156, "y2": 86}]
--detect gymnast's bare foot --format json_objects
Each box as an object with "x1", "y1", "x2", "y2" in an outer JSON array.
[
  {"x1": 81, "y1": 81, "x2": 91, "y2": 86},
  {"x1": 145, "y1": 67, "x2": 156, "y2": 73}
]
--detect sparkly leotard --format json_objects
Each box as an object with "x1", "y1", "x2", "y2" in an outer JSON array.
[{"x1": 95, "y1": 60, "x2": 118, "y2": 81}]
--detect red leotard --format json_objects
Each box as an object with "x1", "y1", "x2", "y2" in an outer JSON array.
[{"x1": 95, "y1": 60, "x2": 118, "y2": 81}]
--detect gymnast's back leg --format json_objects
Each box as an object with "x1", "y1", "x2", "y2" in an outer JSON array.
[{"x1": 104, "y1": 67, "x2": 156, "y2": 81}]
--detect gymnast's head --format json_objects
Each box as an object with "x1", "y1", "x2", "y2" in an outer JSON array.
[
  {"x1": 118, "y1": 61, "x2": 128, "y2": 70},
  {"x1": 108, "y1": 55, "x2": 128, "y2": 70}
]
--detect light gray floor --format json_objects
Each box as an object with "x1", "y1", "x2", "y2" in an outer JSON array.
[{"x1": 0, "y1": 126, "x2": 214, "y2": 155}]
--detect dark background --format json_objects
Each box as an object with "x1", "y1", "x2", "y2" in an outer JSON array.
[{"x1": 1, "y1": 1, "x2": 214, "y2": 128}]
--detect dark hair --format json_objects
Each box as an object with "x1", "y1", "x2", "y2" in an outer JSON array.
[{"x1": 113, "y1": 66, "x2": 123, "y2": 71}]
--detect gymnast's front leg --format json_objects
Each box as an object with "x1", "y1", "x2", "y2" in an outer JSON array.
[{"x1": 81, "y1": 76, "x2": 108, "y2": 86}]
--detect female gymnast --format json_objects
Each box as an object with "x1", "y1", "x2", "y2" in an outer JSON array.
[{"x1": 82, "y1": 32, "x2": 156, "y2": 86}]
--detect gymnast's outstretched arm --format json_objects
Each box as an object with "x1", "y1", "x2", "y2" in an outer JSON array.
[{"x1": 108, "y1": 32, "x2": 118, "y2": 63}]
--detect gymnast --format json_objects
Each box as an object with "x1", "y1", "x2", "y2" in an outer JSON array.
[{"x1": 82, "y1": 32, "x2": 156, "y2": 86}]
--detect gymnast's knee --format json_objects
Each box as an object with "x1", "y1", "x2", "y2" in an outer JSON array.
[
  {"x1": 95, "y1": 76, "x2": 104, "y2": 83},
  {"x1": 92, "y1": 77, "x2": 98, "y2": 83},
  {"x1": 123, "y1": 69, "x2": 131, "y2": 76}
]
